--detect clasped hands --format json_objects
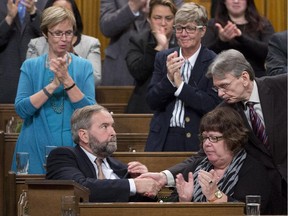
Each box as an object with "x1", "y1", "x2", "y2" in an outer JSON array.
[{"x1": 49, "y1": 54, "x2": 71, "y2": 88}]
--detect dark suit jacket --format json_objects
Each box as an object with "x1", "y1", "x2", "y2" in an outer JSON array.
[
  {"x1": 145, "y1": 46, "x2": 221, "y2": 151},
  {"x1": 168, "y1": 74, "x2": 287, "y2": 214},
  {"x1": 46, "y1": 145, "x2": 154, "y2": 202},
  {"x1": 0, "y1": 0, "x2": 46, "y2": 103},
  {"x1": 266, "y1": 30, "x2": 287, "y2": 75}
]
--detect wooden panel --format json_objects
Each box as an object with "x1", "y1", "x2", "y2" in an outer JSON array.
[
  {"x1": 0, "y1": 132, "x2": 4, "y2": 216},
  {"x1": 79, "y1": 202, "x2": 245, "y2": 216},
  {"x1": 116, "y1": 133, "x2": 148, "y2": 152},
  {"x1": 113, "y1": 114, "x2": 152, "y2": 133},
  {"x1": 112, "y1": 152, "x2": 195, "y2": 172},
  {"x1": 0, "y1": 104, "x2": 18, "y2": 132},
  {"x1": 96, "y1": 86, "x2": 134, "y2": 104},
  {"x1": 265, "y1": 0, "x2": 287, "y2": 32}
]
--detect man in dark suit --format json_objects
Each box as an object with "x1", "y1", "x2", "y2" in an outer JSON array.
[
  {"x1": 141, "y1": 49, "x2": 287, "y2": 215},
  {"x1": 46, "y1": 104, "x2": 160, "y2": 202},
  {"x1": 144, "y1": 2, "x2": 221, "y2": 152},
  {"x1": 0, "y1": 0, "x2": 46, "y2": 103},
  {"x1": 266, "y1": 30, "x2": 287, "y2": 76}
]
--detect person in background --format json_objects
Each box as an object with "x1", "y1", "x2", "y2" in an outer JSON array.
[
  {"x1": 11, "y1": 6, "x2": 96, "y2": 174},
  {"x1": 99, "y1": 0, "x2": 183, "y2": 85},
  {"x1": 169, "y1": 107, "x2": 270, "y2": 214},
  {"x1": 140, "y1": 49, "x2": 287, "y2": 215},
  {"x1": 46, "y1": 104, "x2": 160, "y2": 202},
  {"x1": 202, "y1": 0, "x2": 274, "y2": 77},
  {"x1": 125, "y1": 0, "x2": 178, "y2": 113},
  {"x1": 0, "y1": 0, "x2": 47, "y2": 103},
  {"x1": 265, "y1": 30, "x2": 287, "y2": 76},
  {"x1": 144, "y1": 2, "x2": 221, "y2": 152},
  {"x1": 26, "y1": 0, "x2": 102, "y2": 86}
]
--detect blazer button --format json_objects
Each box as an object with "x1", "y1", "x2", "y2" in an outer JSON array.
[
  {"x1": 186, "y1": 132, "x2": 191, "y2": 138},
  {"x1": 185, "y1": 117, "x2": 190, "y2": 123}
]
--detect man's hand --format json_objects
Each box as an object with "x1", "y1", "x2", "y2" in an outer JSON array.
[
  {"x1": 138, "y1": 172, "x2": 167, "y2": 188},
  {"x1": 128, "y1": 0, "x2": 148, "y2": 13},
  {"x1": 6, "y1": 0, "x2": 19, "y2": 25},
  {"x1": 134, "y1": 178, "x2": 161, "y2": 197},
  {"x1": 127, "y1": 161, "x2": 148, "y2": 178}
]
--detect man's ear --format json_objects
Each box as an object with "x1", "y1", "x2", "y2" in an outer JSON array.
[
  {"x1": 78, "y1": 129, "x2": 89, "y2": 144},
  {"x1": 241, "y1": 71, "x2": 250, "y2": 86}
]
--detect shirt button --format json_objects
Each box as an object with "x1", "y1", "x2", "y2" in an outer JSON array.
[
  {"x1": 186, "y1": 132, "x2": 191, "y2": 138},
  {"x1": 185, "y1": 117, "x2": 190, "y2": 122}
]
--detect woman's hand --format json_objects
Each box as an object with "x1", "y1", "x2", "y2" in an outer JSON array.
[
  {"x1": 49, "y1": 54, "x2": 74, "y2": 88},
  {"x1": 176, "y1": 172, "x2": 194, "y2": 202},
  {"x1": 215, "y1": 21, "x2": 241, "y2": 42},
  {"x1": 166, "y1": 51, "x2": 184, "y2": 84},
  {"x1": 198, "y1": 169, "x2": 219, "y2": 200},
  {"x1": 152, "y1": 26, "x2": 169, "y2": 51}
]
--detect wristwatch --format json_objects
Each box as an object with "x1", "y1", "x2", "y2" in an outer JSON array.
[{"x1": 208, "y1": 189, "x2": 223, "y2": 202}]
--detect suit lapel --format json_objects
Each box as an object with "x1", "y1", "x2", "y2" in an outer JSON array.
[{"x1": 74, "y1": 145, "x2": 97, "y2": 177}]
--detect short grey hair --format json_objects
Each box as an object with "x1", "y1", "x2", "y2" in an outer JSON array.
[
  {"x1": 174, "y1": 2, "x2": 208, "y2": 26},
  {"x1": 40, "y1": 6, "x2": 76, "y2": 36},
  {"x1": 206, "y1": 49, "x2": 255, "y2": 80},
  {"x1": 71, "y1": 104, "x2": 109, "y2": 144}
]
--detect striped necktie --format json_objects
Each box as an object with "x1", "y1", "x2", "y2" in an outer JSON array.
[
  {"x1": 95, "y1": 158, "x2": 106, "y2": 179},
  {"x1": 246, "y1": 102, "x2": 269, "y2": 149}
]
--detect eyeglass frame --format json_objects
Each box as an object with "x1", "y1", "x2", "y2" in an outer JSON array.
[
  {"x1": 212, "y1": 76, "x2": 240, "y2": 93},
  {"x1": 173, "y1": 24, "x2": 204, "y2": 34},
  {"x1": 198, "y1": 134, "x2": 224, "y2": 143},
  {"x1": 48, "y1": 30, "x2": 74, "y2": 38}
]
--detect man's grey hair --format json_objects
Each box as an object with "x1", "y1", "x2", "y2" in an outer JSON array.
[
  {"x1": 71, "y1": 104, "x2": 109, "y2": 144},
  {"x1": 206, "y1": 49, "x2": 255, "y2": 80}
]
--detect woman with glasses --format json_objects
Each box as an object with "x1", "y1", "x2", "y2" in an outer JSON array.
[
  {"x1": 202, "y1": 0, "x2": 274, "y2": 78},
  {"x1": 168, "y1": 106, "x2": 271, "y2": 214},
  {"x1": 125, "y1": 0, "x2": 178, "y2": 113},
  {"x1": 11, "y1": 6, "x2": 96, "y2": 174},
  {"x1": 27, "y1": 0, "x2": 101, "y2": 86},
  {"x1": 145, "y1": 2, "x2": 221, "y2": 152}
]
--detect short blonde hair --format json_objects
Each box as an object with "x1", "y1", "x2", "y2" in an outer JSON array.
[
  {"x1": 175, "y1": 2, "x2": 208, "y2": 26},
  {"x1": 40, "y1": 6, "x2": 76, "y2": 36}
]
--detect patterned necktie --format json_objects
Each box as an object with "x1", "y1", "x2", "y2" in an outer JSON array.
[
  {"x1": 246, "y1": 102, "x2": 269, "y2": 149},
  {"x1": 95, "y1": 158, "x2": 106, "y2": 179},
  {"x1": 18, "y1": 2, "x2": 26, "y2": 25}
]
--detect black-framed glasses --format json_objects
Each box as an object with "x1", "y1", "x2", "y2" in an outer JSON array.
[
  {"x1": 198, "y1": 134, "x2": 224, "y2": 143},
  {"x1": 48, "y1": 30, "x2": 74, "y2": 38},
  {"x1": 173, "y1": 25, "x2": 203, "y2": 34}
]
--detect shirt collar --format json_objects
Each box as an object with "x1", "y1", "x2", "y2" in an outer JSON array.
[
  {"x1": 80, "y1": 146, "x2": 108, "y2": 166},
  {"x1": 179, "y1": 44, "x2": 201, "y2": 68},
  {"x1": 243, "y1": 80, "x2": 260, "y2": 106}
]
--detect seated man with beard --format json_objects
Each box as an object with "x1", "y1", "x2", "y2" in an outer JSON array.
[{"x1": 46, "y1": 104, "x2": 160, "y2": 202}]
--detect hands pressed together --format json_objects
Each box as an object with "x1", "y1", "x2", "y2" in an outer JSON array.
[{"x1": 166, "y1": 51, "x2": 184, "y2": 87}]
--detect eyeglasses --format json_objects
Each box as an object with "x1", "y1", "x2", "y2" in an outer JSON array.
[
  {"x1": 48, "y1": 30, "x2": 74, "y2": 38},
  {"x1": 198, "y1": 135, "x2": 224, "y2": 143},
  {"x1": 173, "y1": 25, "x2": 203, "y2": 34},
  {"x1": 213, "y1": 77, "x2": 239, "y2": 93}
]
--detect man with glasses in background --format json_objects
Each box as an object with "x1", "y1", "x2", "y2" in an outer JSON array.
[
  {"x1": 145, "y1": 2, "x2": 221, "y2": 152},
  {"x1": 141, "y1": 49, "x2": 287, "y2": 215}
]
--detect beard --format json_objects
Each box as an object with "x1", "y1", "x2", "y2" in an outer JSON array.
[{"x1": 88, "y1": 134, "x2": 117, "y2": 158}]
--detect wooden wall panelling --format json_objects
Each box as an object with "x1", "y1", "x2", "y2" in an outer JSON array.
[{"x1": 265, "y1": 0, "x2": 287, "y2": 32}]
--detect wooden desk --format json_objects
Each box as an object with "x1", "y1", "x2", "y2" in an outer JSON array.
[{"x1": 79, "y1": 202, "x2": 245, "y2": 216}]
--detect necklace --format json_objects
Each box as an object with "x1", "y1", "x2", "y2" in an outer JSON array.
[{"x1": 45, "y1": 53, "x2": 71, "y2": 114}]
